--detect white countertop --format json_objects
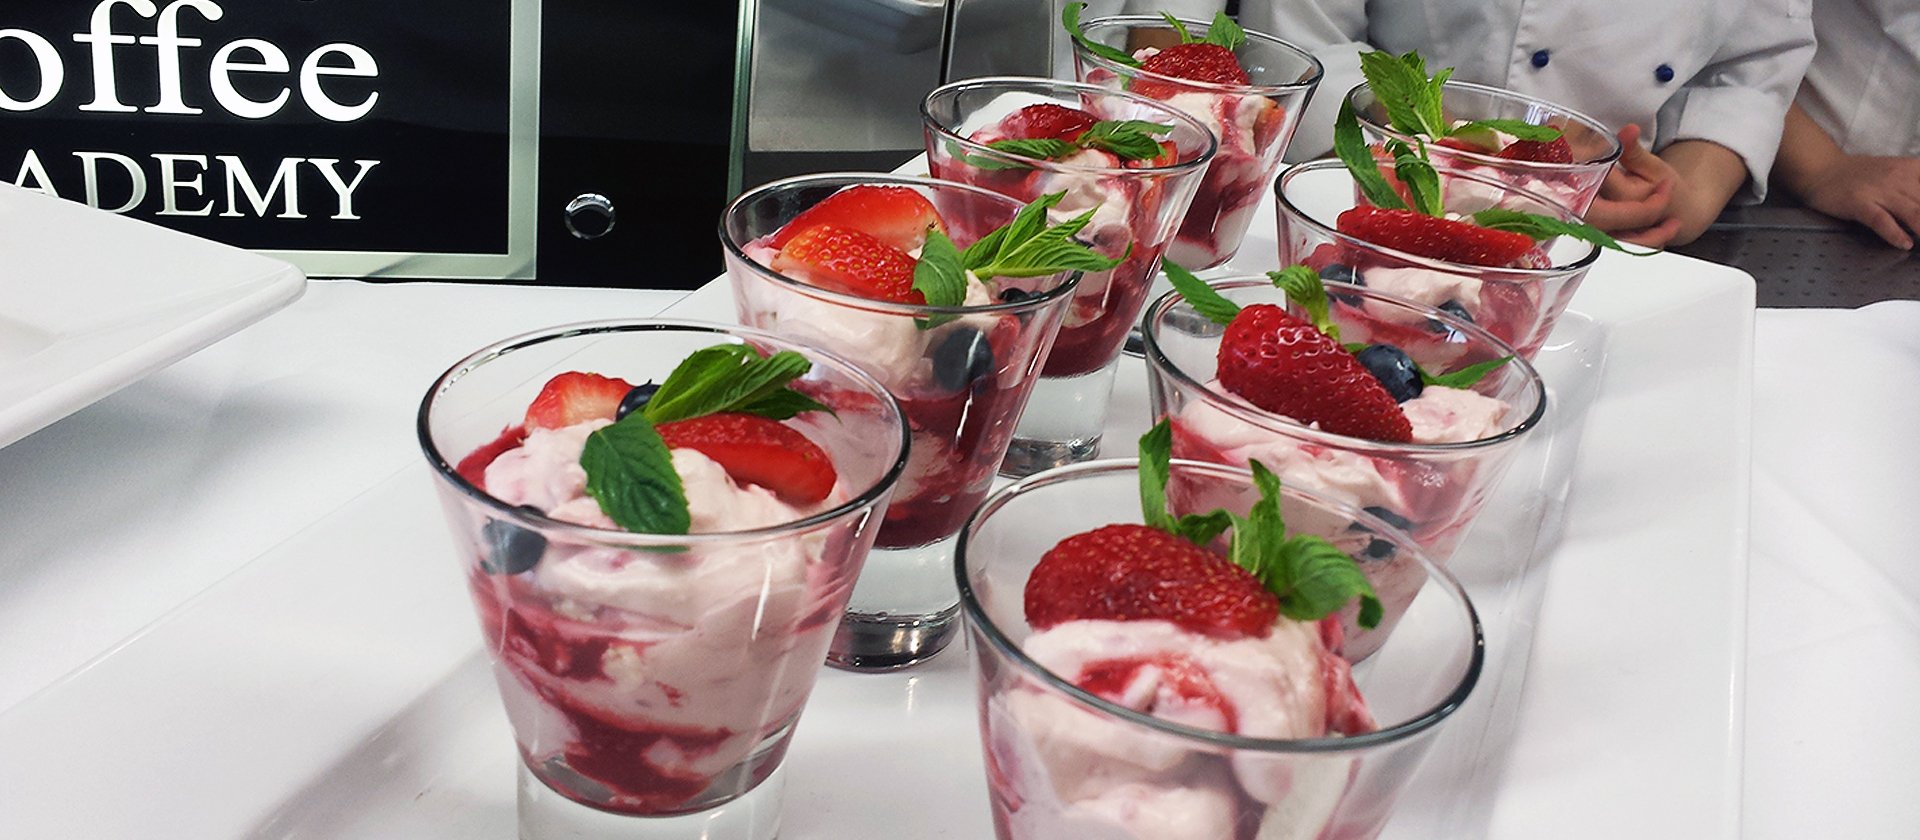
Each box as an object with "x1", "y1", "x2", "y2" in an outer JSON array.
[{"x1": 0, "y1": 276, "x2": 1910, "y2": 837}]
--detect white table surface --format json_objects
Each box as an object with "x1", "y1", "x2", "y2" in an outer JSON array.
[{"x1": 0, "y1": 276, "x2": 1911, "y2": 838}]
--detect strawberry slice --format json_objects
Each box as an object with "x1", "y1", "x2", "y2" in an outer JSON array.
[
  {"x1": 524, "y1": 372, "x2": 636, "y2": 430},
  {"x1": 768, "y1": 185, "x2": 945, "y2": 252},
  {"x1": 1000, "y1": 103, "x2": 1099, "y2": 140},
  {"x1": 656, "y1": 412, "x2": 837, "y2": 504},
  {"x1": 770, "y1": 223, "x2": 924, "y2": 303},
  {"x1": 1497, "y1": 136, "x2": 1574, "y2": 164},
  {"x1": 1335, "y1": 206, "x2": 1536, "y2": 268},
  {"x1": 1216, "y1": 304, "x2": 1414, "y2": 442},
  {"x1": 1024, "y1": 523, "x2": 1280, "y2": 639}
]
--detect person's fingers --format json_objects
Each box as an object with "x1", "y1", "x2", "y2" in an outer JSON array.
[
  {"x1": 1869, "y1": 198, "x2": 1919, "y2": 250},
  {"x1": 1602, "y1": 163, "x2": 1660, "y2": 202},
  {"x1": 1588, "y1": 179, "x2": 1674, "y2": 232},
  {"x1": 1615, "y1": 123, "x2": 1642, "y2": 151},
  {"x1": 1616, "y1": 216, "x2": 1684, "y2": 249}
]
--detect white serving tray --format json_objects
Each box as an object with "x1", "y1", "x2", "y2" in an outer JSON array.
[
  {"x1": 0, "y1": 206, "x2": 1751, "y2": 840},
  {"x1": 0, "y1": 184, "x2": 306, "y2": 449}
]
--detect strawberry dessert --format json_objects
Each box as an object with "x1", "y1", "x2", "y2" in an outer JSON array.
[
  {"x1": 1065, "y1": 4, "x2": 1322, "y2": 270},
  {"x1": 925, "y1": 83, "x2": 1212, "y2": 379},
  {"x1": 970, "y1": 423, "x2": 1389, "y2": 839},
  {"x1": 444, "y1": 343, "x2": 875, "y2": 815},
  {"x1": 1346, "y1": 52, "x2": 1622, "y2": 215},
  {"x1": 728, "y1": 180, "x2": 1112, "y2": 552},
  {"x1": 1145, "y1": 266, "x2": 1542, "y2": 655}
]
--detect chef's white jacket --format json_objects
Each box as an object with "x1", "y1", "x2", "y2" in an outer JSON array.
[
  {"x1": 1119, "y1": 0, "x2": 1815, "y2": 202},
  {"x1": 1799, "y1": 0, "x2": 1920, "y2": 157}
]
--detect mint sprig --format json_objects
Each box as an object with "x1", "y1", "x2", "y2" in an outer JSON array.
[
  {"x1": 1164, "y1": 260, "x2": 1241, "y2": 326},
  {"x1": 1422, "y1": 355, "x2": 1512, "y2": 389},
  {"x1": 959, "y1": 192, "x2": 1127, "y2": 279},
  {"x1": 1359, "y1": 50, "x2": 1563, "y2": 146},
  {"x1": 1137, "y1": 421, "x2": 1381, "y2": 627},
  {"x1": 913, "y1": 228, "x2": 969, "y2": 318},
  {"x1": 1267, "y1": 265, "x2": 1338, "y2": 341},
  {"x1": 1334, "y1": 98, "x2": 1408, "y2": 212},
  {"x1": 1063, "y1": 2, "x2": 1140, "y2": 67},
  {"x1": 581, "y1": 415, "x2": 690, "y2": 536},
  {"x1": 579, "y1": 344, "x2": 829, "y2": 533},
  {"x1": 972, "y1": 120, "x2": 1175, "y2": 168},
  {"x1": 1471, "y1": 207, "x2": 1658, "y2": 254},
  {"x1": 1203, "y1": 12, "x2": 1247, "y2": 50}
]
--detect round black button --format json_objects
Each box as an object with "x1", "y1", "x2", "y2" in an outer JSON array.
[
  {"x1": 1531, "y1": 49, "x2": 1551, "y2": 68},
  {"x1": 1655, "y1": 63, "x2": 1675, "y2": 83}
]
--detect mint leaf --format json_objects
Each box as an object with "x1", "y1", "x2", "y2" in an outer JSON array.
[
  {"x1": 642, "y1": 345, "x2": 826, "y2": 424},
  {"x1": 913, "y1": 228, "x2": 968, "y2": 306},
  {"x1": 1160, "y1": 12, "x2": 1194, "y2": 43},
  {"x1": 1270, "y1": 534, "x2": 1383, "y2": 627},
  {"x1": 1334, "y1": 98, "x2": 1408, "y2": 211},
  {"x1": 1227, "y1": 460, "x2": 1289, "y2": 579},
  {"x1": 1174, "y1": 511, "x2": 1233, "y2": 545},
  {"x1": 985, "y1": 137, "x2": 1077, "y2": 161},
  {"x1": 1267, "y1": 265, "x2": 1338, "y2": 341},
  {"x1": 1063, "y1": 2, "x2": 1140, "y2": 67},
  {"x1": 1453, "y1": 118, "x2": 1564, "y2": 143},
  {"x1": 1138, "y1": 419, "x2": 1176, "y2": 531},
  {"x1": 1358, "y1": 50, "x2": 1439, "y2": 138},
  {"x1": 962, "y1": 192, "x2": 1060, "y2": 270},
  {"x1": 1470, "y1": 207, "x2": 1659, "y2": 254},
  {"x1": 1076, "y1": 120, "x2": 1175, "y2": 161},
  {"x1": 582, "y1": 413, "x2": 690, "y2": 536},
  {"x1": 1203, "y1": 12, "x2": 1247, "y2": 50},
  {"x1": 1422, "y1": 355, "x2": 1512, "y2": 389},
  {"x1": 967, "y1": 204, "x2": 1127, "y2": 280},
  {"x1": 1386, "y1": 138, "x2": 1443, "y2": 217},
  {"x1": 1165, "y1": 260, "x2": 1241, "y2": 326}
]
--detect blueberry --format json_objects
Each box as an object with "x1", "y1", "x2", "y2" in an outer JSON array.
[
  {"x1": 1426, "y1": 300, "x2": 1474, "y2": 334},
  {"x1": 1355, "y1": 344, "x2": 1423, "y2": 402},
  {"x1": 480, "y1": 508, "x2": 547, "y2": 575},
  {"x1": 1348, "y1": 505, "x2": 1415, "y2": 561},
  {"x1": 932, "y1": 327, "x2": 995, "y2": 393},
  {"x1": 999, "y1": 286, "x2": 1034, "y2": 303},
  {"x1": 616, "y1": 382, "x2": 660, "y2": 419},
  {"x1": 1318, "y1": 262, "x2": 1358, "y2": 285}
]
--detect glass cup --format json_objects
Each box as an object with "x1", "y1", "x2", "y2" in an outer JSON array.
[
  {"x1": 721, "y1": 172, "x2": 1078, "y2": 671},
  {"x1": 922, "y1": 76, "x2": 1216, "y2": 475},
  {"x1": 1275, "y1": 158, "x2": 1602, "y2": 360},
  {"x1": 957, "y1": 458, "x2": 1484, "y2": 840},
  {"x1": 1142, "y1": 277, "x2": 1544, "y2": 658},
  {"x1": 1348, "y1": 80, "x2": 1623, "y2": 214},
  {"x1": 1070, "y1": 14, "x2": 1323, "y2": 271},
  {"x1": 418, "y1": 321, "x2": 910, "y2": 839}
]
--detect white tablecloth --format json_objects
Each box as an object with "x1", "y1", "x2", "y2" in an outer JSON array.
[{"x1": 0, "y1": 279, "x2": 1911, "y2": 838}]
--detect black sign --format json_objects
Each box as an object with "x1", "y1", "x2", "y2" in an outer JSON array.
[{"x1": 0, "y1": 0, "x2": 534, "y2": 279}]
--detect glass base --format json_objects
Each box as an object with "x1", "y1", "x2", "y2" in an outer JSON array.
[
  {"x1": 1001, "y1": 363, "x2": 1119, "y2": 478},
  {"x1": 827, "y1": 536, "x2": 960, "y2": 671},
  {"x1": 518, "y1": 760, "x2": 783, "y2": 840}
]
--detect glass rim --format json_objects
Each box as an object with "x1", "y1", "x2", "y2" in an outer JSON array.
[
  {"x1": 1140, "y1": 277, "x2": 1548, "y2": 454},
  {"x1": 1275, "y1": 159, "x2": 1604, "y2": 277},
  {"x1": 1073, "y1": 14, "x2": 1325, "y2": 96},
  {"x1": 955, "y1": 456, "x2": 1486, "y2": 753},
  {"x1": 719, "y1": 171, "x2": 1083, "y2": 318},
  {"x1": 416, "y1": 318, "x2": 913, "y2": 545},
  {"x1": 921, "y1": 75, "x2": 1220, "y2": 176},
  {"x1": 1345, "y1": 80, "x2": 1624, "y2": 168}
]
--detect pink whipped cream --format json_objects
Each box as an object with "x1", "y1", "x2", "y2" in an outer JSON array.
[
  {"x1": 987, "y1": 615, "x2": 1369, "y2": 839},
  {"x1": 473, "y1": 420, "x2": 846, "y2": 813}
]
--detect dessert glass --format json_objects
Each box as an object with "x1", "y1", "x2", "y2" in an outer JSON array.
[
  {"x1": 1276, "y1": 158, "x2": 1602, "y2": 360},
  {"x1": 923, "y1": 76, "x2": 1215, "y2": 475},
  {"x1": 1348, "y1": 80, "x2": 1623, "y2": 214},
  {"x1": 721, "y1": 172, "x2": 1078, "y2": 671},
  {"x1": 1142, "y1": 277, "x2": 1544, "y2": 657},
  {"x1": 957, "y1": 458, "x2": 1483, "y2": 840},
  {"x1": 418, "y1": 320, "x2": 910, "y2": 840},
  {"x1": 1070, "y1": 14, "x2": 1323, "y2": 270}
]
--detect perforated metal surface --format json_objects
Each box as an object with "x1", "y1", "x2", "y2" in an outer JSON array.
[{"x1": 1673, "y1": 205, "x2": 1920, "y2": 308}]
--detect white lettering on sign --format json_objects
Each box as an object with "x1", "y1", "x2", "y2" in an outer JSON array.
[
  {"x1": 0, "y1": 29, "x2": 64, "y2": 111},
  {"x1": 0, "y1": 0, "x2": 384, "y2": 121},
  {"x1": 4, "y1": 150, "x2": 380, "y2": 220}
]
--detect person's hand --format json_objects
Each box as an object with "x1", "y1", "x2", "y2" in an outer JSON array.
[
  {"x1": 1794, "y1": 154, "x2": 1920, "y2": 250},
  {"x1": 1585, "y1": 124, "x2": 1684, "y2": 247}
]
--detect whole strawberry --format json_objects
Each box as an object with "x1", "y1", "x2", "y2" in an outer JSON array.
[
  {"x1": 1217, "y1": 304, "x2": 1414, "y2": 442},
  {"x1": 1497, "y1": 136, "x2": 1575, "y2": 164},
  {"x1": 1025, "y1": 523, "x2": 1280, "y2": 638},
  {"x1": 1141, "y1": 43, "x2": 1250, "y2": 87}
]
